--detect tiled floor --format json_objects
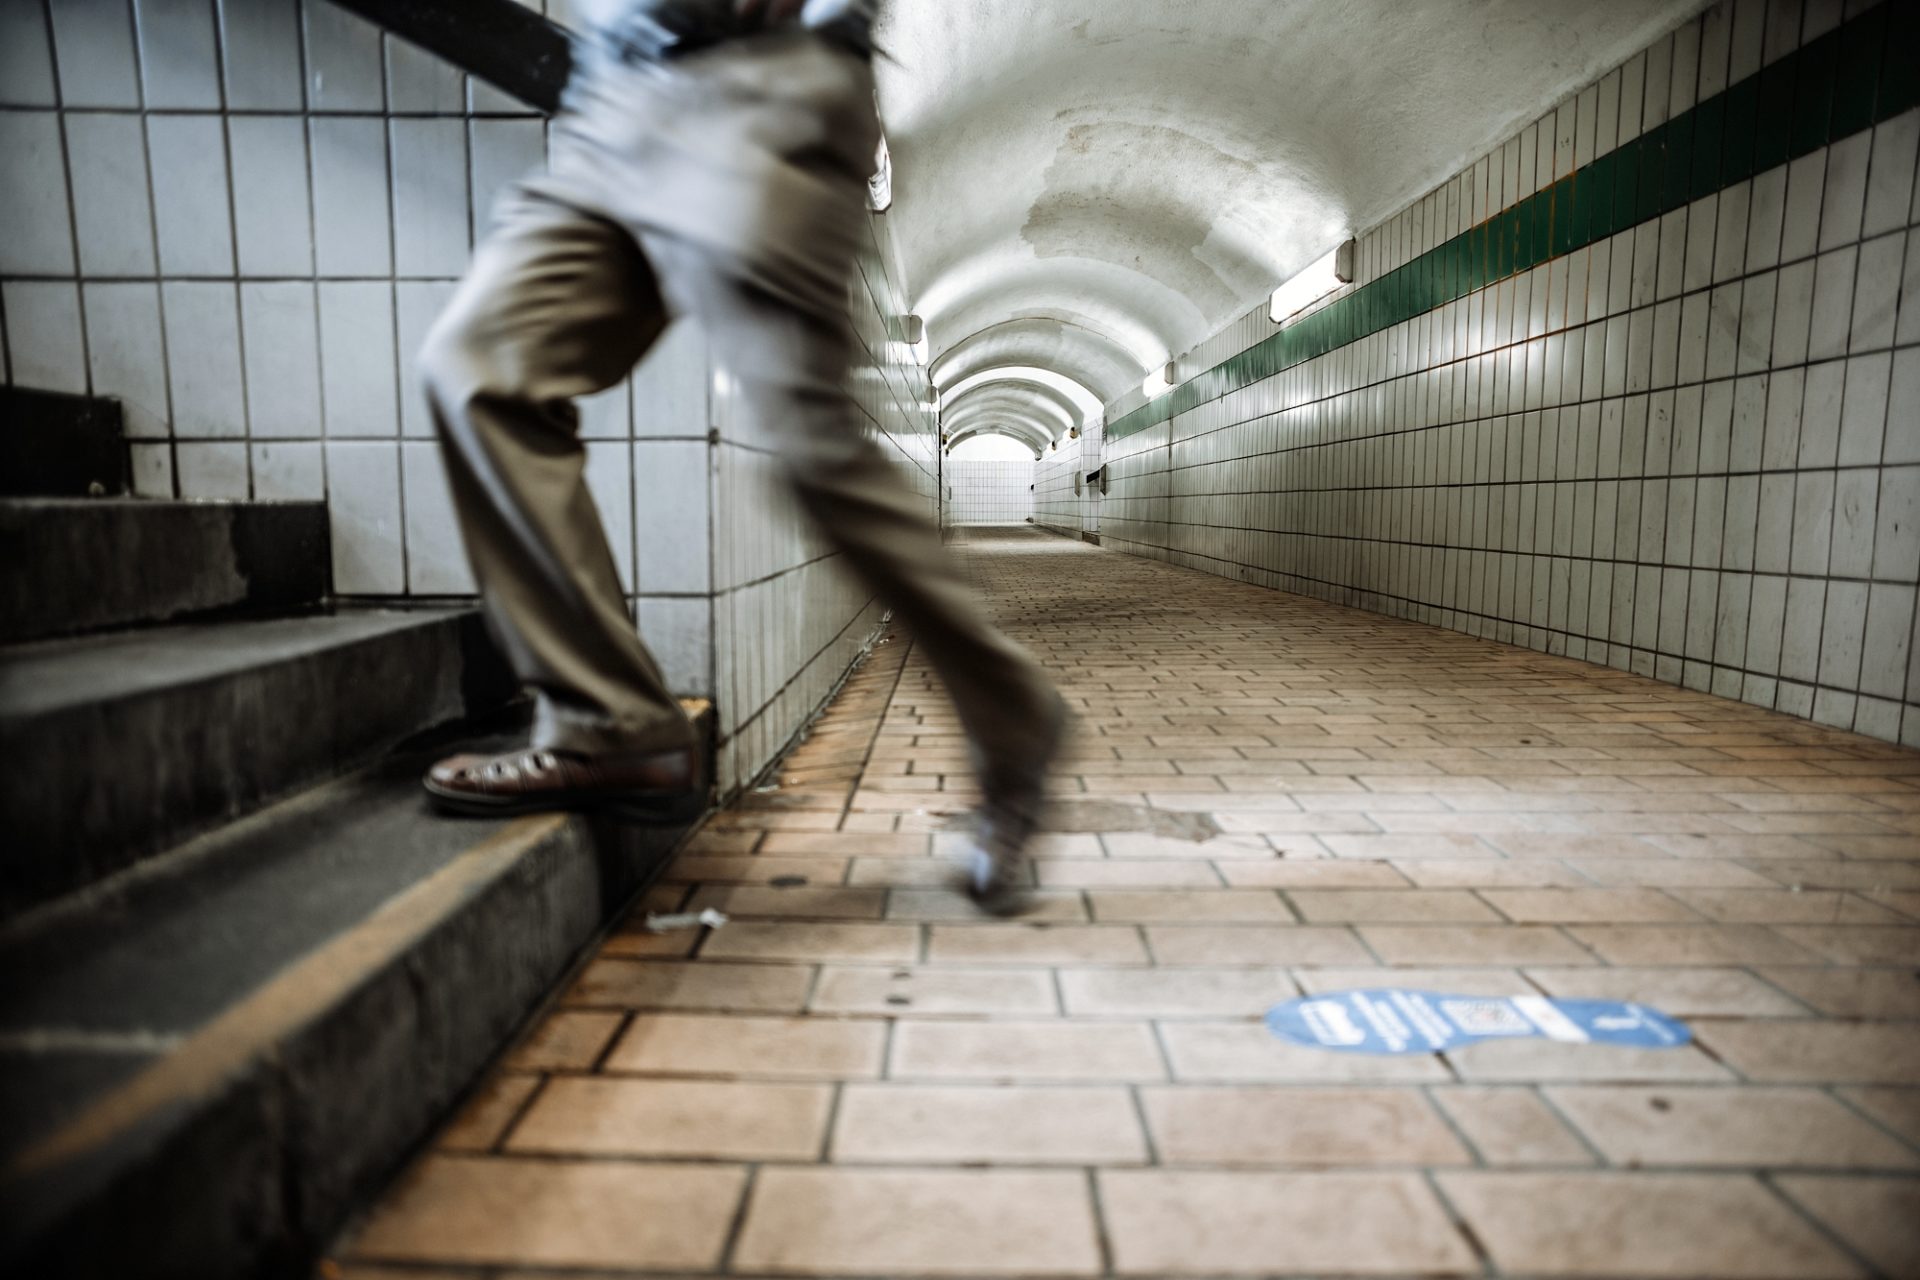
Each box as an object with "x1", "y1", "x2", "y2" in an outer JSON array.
[{"x1": 333, "y1": 526, "x2": 1920, "y2": 1279}]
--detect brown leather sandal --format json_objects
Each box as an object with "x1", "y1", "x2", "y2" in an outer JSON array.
[{"x1": 423, "y1": 744, "x2": 706, "y2": 823}]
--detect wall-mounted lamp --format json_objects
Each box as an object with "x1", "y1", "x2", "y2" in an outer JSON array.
[
  {"x1": 1269, "y1": 238, "x2": 1355, "y2": 326},
  {"x1": 1141, "y1": 360, "x2": 1178, "y2": 398}
]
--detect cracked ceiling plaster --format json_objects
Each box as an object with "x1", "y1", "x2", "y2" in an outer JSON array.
[{"x1": 873, "y1": 0, "x2": 1703, "y2": 452}]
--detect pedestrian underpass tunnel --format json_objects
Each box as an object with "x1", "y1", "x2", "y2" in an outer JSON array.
[{"x1": 2, "y1": 1, "x2": 1918, "y2": 1276}]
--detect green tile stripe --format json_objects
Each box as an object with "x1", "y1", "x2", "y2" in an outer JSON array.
[{"x1": 1107, "y1": 1, "x2": 1917, "y2": 443}]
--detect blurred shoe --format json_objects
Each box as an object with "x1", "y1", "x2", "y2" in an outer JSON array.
[
  {"x1": 961, "y1": 692, "x2": 1069, "y2": 917},
  {"x1": 424, "y1": 743, "x2": 704, "y2": 823}
]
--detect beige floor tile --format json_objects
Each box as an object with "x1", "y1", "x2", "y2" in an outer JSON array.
[
  {"x1": 1359, "y1": 924, "x2": 1597, "y2": 965},
  {"x1": 1395, "y1": 858, "x2": 1589, "y2": 887},
  {"x1": 1568, "y1": 857, "x2": 1782, "y2": 887},
  {"x1": 1100, "y1": 1169, "x2": 1477, "y2": 1274},
  {"x1": 1145, "y1": 924, "x2": 1372, "y2": 965},
  {"x1": 436, "y1": 1074, "x2": 540, "y2": 1153},
  {"x1": 1668, "y1": 888, "x2": 1909, "y2": 924},
  {"x1": 847, "y1": 856, "x2": 985, "y2": 887},
  {"x1": 832, "y1": 1084, "x2": 1148, "y2": 1164},
  {"x1": 1549, "y1": 1085, "x2": 1920, "y2": 1168},
  {"x1": 761, "y1": 830, "x2": 931, "y2": 856},
  {"x1": 503, "y1": 1011, "x2": 623, "y2": 1073},
  {"x1": 926, "y1": 923, "x2": 1149, "y2": 965},
  {"x1": 1158, "y1": 1020, "x2": 1449, "y2": 1082},
  {"x1": 1432, "y1": 1086, "x2": 1595, "y2": 1165},
  {"x1": 1524, "y1": 966, "x2": 1811, "y2": 1016},
  {"x1": 603, "y1": 1013, "x2": 885, "y2": 1078},
  {"x1": 1755, "y1": 966, "x2": 1920, "y2": 1017},
  {"x1": 1437, "y1": 1171, "x2": 1862, "y2": 1278},
  {"x1": 1566, "y1": 924, "x2": 1822, "y2": 965},
  {"x1": 1697, "y1": 1021, "x2": 1920, "y2": 1083},
  {"x1": 1037, "y1": 858, "x2": 1223, "y2": 887},
  {"x1": 1770, "y1": 924, "x2": 1920, "y2": 964},
  {"x1": 733, "y1": 1167, "x2": 1102, "y2": 1276},
  {"x1": 1294, "y1": 965, "x2": 1533, "y2": 996},
  {"x1": 808, "y1": 965, "x2": 1059, "y2": 1015},
  {"x1": 698, "y1": 921, "x2": 919, "y2": 963},
  {"x1": 890, "y1": 1018, "x2": 1165, "y2": 1081},
  {"x1": 348, "y1": 1156, "x2": 746, "y2": 1270},
  {"x1": 506, "y1": 1077, "x2": 831, "y2": 1159},
  {"x1": 598, "y1": 926, "x2": 703, "y2": 959},
  {"x1": 1141, "y1": 1086, "x2": 1470, "y2": 1166},
  {"x1": 1088, "y1": 888, "x2": 1292, "y2": 922},
  {"x1": 1836, "y1": 1086, "x2": 1920, "y2": 1145},
  {"x1": 1058, "y1": 966, "x2": 1294, "y2": 1016},
  {"x1": 1776, "y1": 1176, "x2": 1920, "y2": 1279},
  {"x1": 1480, "y1": 887, "x2": 1701, "y2": 923},
  {"x1": 1289, "y1": 888, "x2": 1502, "y2": 923},
  {"x1": 564, "y1": 959, "x2": 814, "y2": 1012},
  {"x1": 888, "y1": 887, "x2": 1088, "y2": 921},
  {"x1": 1217, "y1": 860, "x2": 1410, "y2": 887},
  {"x1": 1100, "y1": 832, "x2": 1275, "y2": 859},
  {"x1": 1446, "y1": 1038, "x2": 1734, "y2": 1082},
  {"x1": 687, "y1": 884, "x2": 887, "y2": 920},
  {"x1": 663, "y1": 854, "x2": 849, "y2": 885}
]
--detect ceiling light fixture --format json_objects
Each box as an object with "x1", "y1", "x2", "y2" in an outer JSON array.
[
  {"x1": 1270, "y1": 238, "x2": 1356, "y2": 327},
  {"x1": 1141, "y1": 360, "x2": 1177, "y2": 398}
]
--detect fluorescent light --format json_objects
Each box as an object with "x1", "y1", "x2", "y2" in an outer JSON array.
[{"x1": 1270, "y1": 241, "x2": 1353, "y2": 326}]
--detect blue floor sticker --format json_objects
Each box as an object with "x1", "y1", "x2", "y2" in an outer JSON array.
[{"x1": 1266, "y1": 988, "x2": 1691, "y2": 1055}]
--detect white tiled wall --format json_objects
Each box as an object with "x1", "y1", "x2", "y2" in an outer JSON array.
[
  {"x1": 1034, "y1": 422, "x2": 1103, "y2": 539},
  {"x1": 1, "y1": 0, "x2": 937, "y2": 794},
  {"x1": 945, "y1": 460, "x2": 1035, "y2": 525},
  {"x1": 1099, "y1": 0, "x2": 1920, "y2": 747}
]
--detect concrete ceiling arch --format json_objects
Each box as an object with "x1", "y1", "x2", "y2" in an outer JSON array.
[
  {"x1": 942, "y1": 401, "x2": 1064, "y2": 452},
  {"x1": 878, "y1": 0, "x2": 1702, "y2": 394},
  {"x1": 932, "y1": 318, "x2": 1146, "y2": 406},
  {"x1": 943, "y1": 381, "x2": 1085, "y2": 439},
  {"x1": 941, "y1": 366, "x2": 1104, "y2": 427},
  {"x1": 947, "y1": 424, "x2": 1045, "y2": 458}
]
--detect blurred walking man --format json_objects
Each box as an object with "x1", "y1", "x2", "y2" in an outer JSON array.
[{"x1": 416, "y1": 0, "x2": 1063, "y2": 913}]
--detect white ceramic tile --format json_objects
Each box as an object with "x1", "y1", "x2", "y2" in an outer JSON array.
[
  {"x1": 146, "y1": 114, "x2": 233, "y2": 275},
  {"x1": 1859, "y1": 583, "x2": 1916, "y2": 699},
  {"x1": 65, "y1": 113, "x2": 156, "y2": 275},
  {"x1": 51, "y1": 0, "x2": 142, "y2": 107},
  {"x1": 637, "y1": 596, "x2": 712, "y2": 698},
  {"x1": 310, "y1": 116, "x2": 392, "y2": 276},
  {"x1": 133, "y1": 0, "x2": 220, "y2": 108},
  {"x1": 585, "y1": 439, "x2": 635, "y2": 592},
  {"x1": 1850, "y1": 232, "x2": 1902, "y2": 354},
  {"x1": 0, "y1": 0, "x2": 57, "y2": 106},
  {"x1": 130, "y1": 441, "x2": 173, "y2": 496},
  {"x1": 303, "y1": 1, "x2": 385, "y2": 111},
  {"x1": 1838, "y1": 353, "x2": 1890, "y2": 466},
  {"x1": 161, "y1": 281, "x2": 245, "y2": 437},
  {"x1": 3, "y1": 282, "x2": 87, "y2": 393},
  {"x1": 1875, "y1": 466, "x2": 1920, "y2": 582},
  {"x1": 82, "y1": 282, "x2": 168, "y2": 438},
  {"x1": 1817, "y1": 130, "x2": 1870, "y2": 251},
  {"x1": 250, "y1": 440, "x2": 323, "y2": 500},
  {"x1": 1806, "y1": 246, "x2": 1856, "y2": 362},
  {"x1": 384, "y1": 35, "x2": 465, "y2": 113},
  {"x1": 1863, "y1": 110, "x2": 1918, "y2": 238},
  {"x1": 174, "y1": 440, "x2": 248, "y2": 497},
  {"x1": 216, "y1": 0, "x2": 302, "y2": 110},
  {"x1": 633, "y1": 321, "x2": 709, "y2": 437},
  {"x1": 389, "y1": 118, "x2": 469, "y2": 276},
  {"x1": 1746, "y1": 164, "x2": 1787, "y2": 270},
  {"x1": 1888, "y1": 349, "x2": 1920, "y2": 466},
  {"x1": 469, "y1": 119, "x2": 545, "y2": 239},
  {"x1": 239, "y1": 281, "x2": 322, "y2": 438},
  {"x1": 0, "y1": 112, "x2": 75, "y2": 274},
  {"x1": 1901, "y1": 228, "x2": 1920, "y2": 349},
  {"x1": 324, "y1": 441, "x2": 405, "y2": 594},
  {"x1": 400, "y1": 440, "x2": 474, "y2": 593},
  {"x1": 634, "y1": 439, "x2": 713, "y2": 595},
  {"x1": 228, "y1": 115, "x2": 312, "y2": 276},
  {"x1": 1780, "y1": 151, "x2": 1826, "y2": 262},
  {"x1": 395, "y1": 280, "x2": 457, "y2": 438},
  {"x1": 1817, "y1": 579, "x2": 1868, "y2": 689},
  {"x1": 318, "y1": 281, "x2": 399, "y2": 437}
]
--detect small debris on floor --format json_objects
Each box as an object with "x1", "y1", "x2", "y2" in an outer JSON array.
[{"x1": 643, "y1": 908, "x2": 729, "y2": 933}]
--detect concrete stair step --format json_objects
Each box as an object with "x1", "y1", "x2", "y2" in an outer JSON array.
[
  {"x1": 0, "y1": 497, "x2": 330, "y2": 643},
  {"x1": 0, "y1": 608, "x2": 516, "y2": 913},
  {"x1": 0, "y1": 705, "x2": 712, "y2": 1275}
]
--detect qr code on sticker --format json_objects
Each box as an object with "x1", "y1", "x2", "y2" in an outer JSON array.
[{"x1": 1439, "y1": 998, "x2": 1531, "y2": 1036}]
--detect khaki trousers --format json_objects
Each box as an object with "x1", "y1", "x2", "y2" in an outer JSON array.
[{"x1": 419, "y1": 34, "x2": 1057, "y2": 779}]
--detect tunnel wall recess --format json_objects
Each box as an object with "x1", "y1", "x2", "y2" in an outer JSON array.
[{"x1": 1095, "y1": 0, "x2": 1920, "y2": 748}]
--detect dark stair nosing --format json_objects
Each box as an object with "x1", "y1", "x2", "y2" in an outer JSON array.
[
  {"x1": 0, "y1": 497, "x2": 331, "y2": 643},
  {"x1": 326, "y1": 0, "x2": 572, "y2": 113},
  {"x1": 0, "y1": 387, "x2": 129, "y2": 499},
  {"x1": 0, "y1": 607, "x2": 515, "y2": 913},
  {"x1": 0, "y1": 709, "x2": 713, "y2": 1275}
]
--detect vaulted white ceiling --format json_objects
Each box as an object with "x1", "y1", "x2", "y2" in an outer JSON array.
[{"x1": 873, "y1": 0, "x2": 1703, "y2": 451}]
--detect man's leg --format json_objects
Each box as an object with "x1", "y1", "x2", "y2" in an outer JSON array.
[
  {"x1": 418, "y1": 192, "x2": 699, "y2": 813},
  {"x1": 647, "y1": 238, "x2": 1064, "y2": 905}
]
